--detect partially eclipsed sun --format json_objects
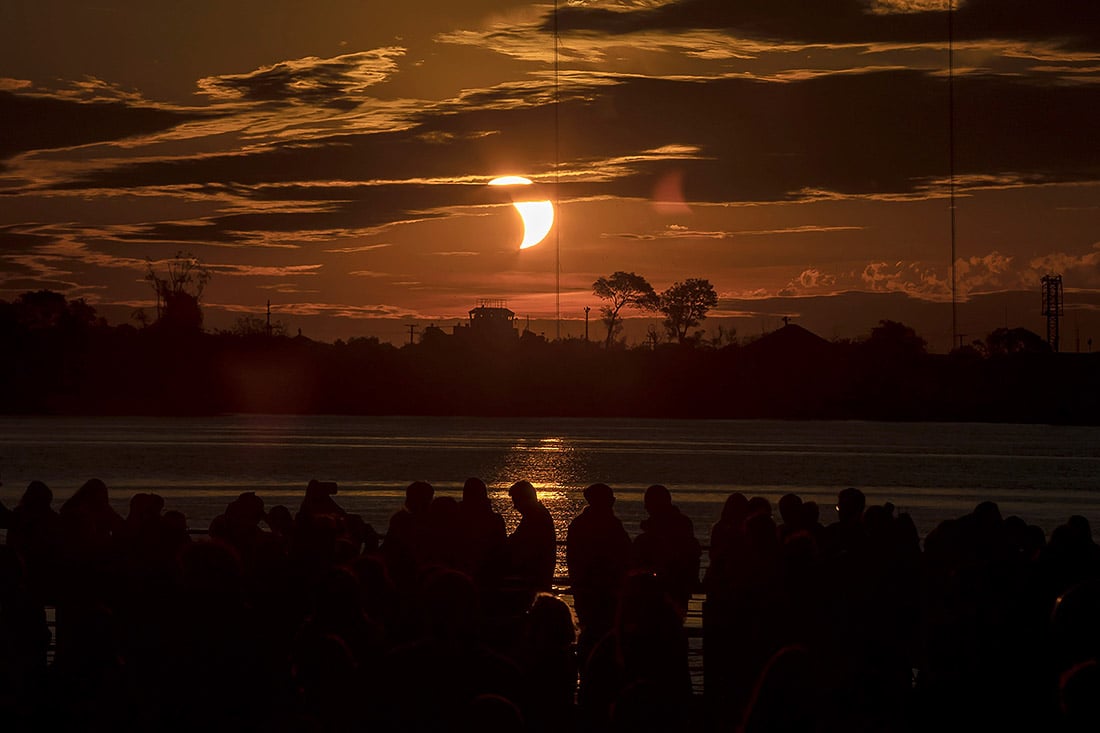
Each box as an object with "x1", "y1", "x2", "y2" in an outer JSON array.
[{"x1": 489, "y1": 176, "x2": 554, "y2": 249}]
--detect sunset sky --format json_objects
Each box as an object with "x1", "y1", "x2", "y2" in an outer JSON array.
[{"x1": 3, "y1": 0, "x2": 1100, "y2": 350}]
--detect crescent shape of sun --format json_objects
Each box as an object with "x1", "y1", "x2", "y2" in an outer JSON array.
[{"x1": 489, "y1": 176, "x2": 555, "y2": 250}]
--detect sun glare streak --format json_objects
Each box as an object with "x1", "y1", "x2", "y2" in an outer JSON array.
[
  {"x1": 488, "y1": 175, "x2": 555, "y2": 249},
  {"x1": 489, "y1": 175, "x2": 533, "y2": 186}
]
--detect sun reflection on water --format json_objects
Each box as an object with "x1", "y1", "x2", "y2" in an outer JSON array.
[{"x1": 486, "y1": 436, "x2": 590, "y2": 574}]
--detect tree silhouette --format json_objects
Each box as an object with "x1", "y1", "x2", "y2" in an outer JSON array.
[
  {"x1": 985, "y1": 327, "x2": 1050, "y2": 356},
  {"x1": 865, "y1": 319, "x2": 927, "y2": 360},
  {"x1": 659, "y1": 278, "x2": 718, "y2": 344},
  {"x1": 145, "y1": 253, "x2": 210, "y2": 332},
  {"x1": 592, "y1": 271, "x2": 658, "y2": 348}
]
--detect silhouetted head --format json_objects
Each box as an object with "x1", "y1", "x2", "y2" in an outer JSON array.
[
  {"x1": 720, "y1": 492, "x2": 749, "y2": 523},
  {"x1": 747, "y1": 496, "x2": 772, "y2": 519},
  {"x1": 418, "y1": 567, "x2": 480, "y2": 640},
  {"x1": 19, "y1": 481, "x2": 52, "y2": 511},
  {"x1": 509, "y1": 480, "x2": 538, "y2": 512},
  {"x1": 306, "y1": 479, "x2": 338, "y2": 497},
  {"x1": 430, "y1": 495, "x2": 460, "y2": 524},
  {"x1": 778, "y1": 493, "x2": 803, "y2": 526},
  {"x1": 227, "y1": 491, "x2": 265, "y2": 525},
  {"x1": 583, "y1": 482, "x2": 615, "y2": 509},
  {"x1": 802, "y1": 501, "x2": 820, "y2": 526},
  {"x1": 746, "y1": 513, "x2": 779, "y2": 553},
  {"x1": 973, "y1": 500, "x2": 1002, "y2": 527},
  {"x1": 643, "y1": 484, "x2": 672, "y2": 515},
  {"x1": 462, "y1": 477, "x2": 491, "y2": 510},
  {"x1": 405, "y1": 481, "x2": 434, "y2": 514},
  {"x1": 863, "y1": 505, "x2": 893, "y2": 543},
  {"x1": 526, "y1": 592, "x2": 577, "y2": 650},
  {"x1": 1067, "y1": 515, "x2": 1094, "y2": 544},
  {"x1": 163, "y1": 510, "x2": 188, "y2": 535},
  {"x1": 836, "y1": 487, "x2": 865, "y2": 523},
  {"x1": 73, "y1": 478, "x2": 109, "y2": 507},
  {"x1": 262, "y1": 505, "x2": 290, "y2": 537},
  {"x1": 128, "y1": 492, "x2": 164, "y2": 523}
]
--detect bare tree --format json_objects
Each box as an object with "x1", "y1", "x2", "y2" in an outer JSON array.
[
  {"x1": 592, "y1": 271, "x2": 658, "y2": 348},
  {"x1": 659, "y1": 278, "x2": 718, "y2": 344},
  {"x1": 145, "y1": 252, "x2": 211, "y2": 332}
]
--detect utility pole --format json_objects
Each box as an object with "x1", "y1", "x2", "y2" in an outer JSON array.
[
  {"x1": 406, "y1": 323, "x2": 418, "y2": 346},
  {"x1": 584, "y1": 306, "x2": 590, "y2": 342},
  {"x1": 265, "y1": 300, "x2": 272, "y2": 337}
]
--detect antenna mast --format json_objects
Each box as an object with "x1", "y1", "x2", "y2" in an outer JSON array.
[
  {"x1": 949, "y1": 0, "x2": 958, "y2": 349},
  {"x1": 554, "y1": 0, "x2": 561, "y2": 340}
]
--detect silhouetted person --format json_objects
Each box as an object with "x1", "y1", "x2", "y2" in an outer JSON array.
[
  {"x1": 426, "y1": 495, "x2": 463, "y2": 570},
  {"x1": 59, "y1": 478, "x2": 124, "y2": 558},
  {"x1": 299, "y1": 479, "x2": 347, "y2": 520},
  {"x1": 706, "y1": 492, "x2": 749, "y2": 594},
  {"x1": 776, "y1": 492, "x2": 804, "y2": 541},
  {"x1": 382, "y1": 480, "x2": 435, "y2": 591},
  {"x1": 457, "y1": 477, "x2": 508, "y2": 589},
  {"x1": 513, "y1": 593, "x2": 578, "y2": 733},
  {"x1": 632, "y1": 484, "x2": 700, "y2": 615},
  {"x1": 161, "y1": 540, "x2": 270, "y2": 732},
  {"x1": 382, "y1": 568, "x2": 523, "y2": 732},
  {"x1": 567, "y1": 483, "x2": 631, "y2": 650},
  {"x1": 822, "y1": 487, "x2": 866, "y2": 559},
  {"x1": 579, "y1": 570, "x2": 692, "y2": 730},
  {"x1": 265, "y1": 504, "x2": 295, "y2": 540},
  {"x1": 703, "y1": 491, "x2": 750, "y2": 727},
  {"x1": 738, "y1": 645, "x2": 825, "y2": 733},
  {"x1": 4, "y1": 481, "x2": 62, "y2": 604},
  {"x1": 506, "y1": 480, "x2": 557, "y2": 597}
]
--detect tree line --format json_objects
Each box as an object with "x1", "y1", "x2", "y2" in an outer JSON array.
[{"x1": 2, "y1": 256, "x2": 1098, "y2": 421}]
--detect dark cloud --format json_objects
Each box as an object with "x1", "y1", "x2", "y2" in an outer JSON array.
[
  {"x1": 0, "y1": 226, "x2": 52, "y2": 253},
  {"x1": 0, "y1": 91, "x2": 214, "y2": 160},
  {"x1": 552, "y1": 0, "x2": 1100, "y2": 50},
  {"x1": 196, "y1": 48, "x2": 404, "y2": 108},
  {"x1": 38, "y1": 69, "x2": 1100, "y2": 244}
]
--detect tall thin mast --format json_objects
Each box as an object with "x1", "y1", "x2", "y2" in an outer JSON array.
[
  {"x1": 554, "y1": 0, "x2": 561, "y2": 340},
  {"x1": 949, "y1": 0, "x2": 958, "y2": 349}
]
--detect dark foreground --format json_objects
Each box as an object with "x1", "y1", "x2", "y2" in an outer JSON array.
[{"x1": 2, "y1": 478, "x2": 1098, "y2": 732}]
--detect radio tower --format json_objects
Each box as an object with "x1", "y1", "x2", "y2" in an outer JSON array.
[{"x1": 1041, "y1": 274, "x2": 1064, "y2": 352}]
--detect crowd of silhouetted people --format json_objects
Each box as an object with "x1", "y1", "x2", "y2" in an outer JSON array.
[{"x1": 2, "y1": 477, "x2": 1099, "y2": 732}]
